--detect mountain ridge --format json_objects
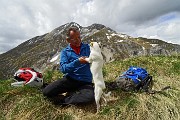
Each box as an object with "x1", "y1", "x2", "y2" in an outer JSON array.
[{"x1": 0, "y1": 22, "x2": 180, "y2": 80}]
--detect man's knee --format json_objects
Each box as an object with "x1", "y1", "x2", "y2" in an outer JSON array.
[
  {"x1": 42, "y1": 78, "x2": 67, "y2": 97},
  {"x1": 42, "y1": 87, "x2": 52, "y2": 97},
  {"x1": 42, "y1": 84, "x2": 58, "y2": 97}
]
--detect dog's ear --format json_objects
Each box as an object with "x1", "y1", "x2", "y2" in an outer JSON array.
[{"x1": 98, "y1": 42, "x2": 102, "y2": 49}]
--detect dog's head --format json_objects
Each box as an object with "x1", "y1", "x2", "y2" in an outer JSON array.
[{"x1": 89, "y1": 42, "x2": 101, "y2": 52}]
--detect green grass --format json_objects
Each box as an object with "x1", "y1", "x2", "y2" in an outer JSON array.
[{"x1": 0, "y1": 55, "x2": 180, "y2": 120}]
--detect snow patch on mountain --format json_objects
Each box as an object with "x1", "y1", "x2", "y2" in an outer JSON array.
[
  {"x1": 114, "y1": 40, "x2": 124, "y2": 43},
  {"x1": 50, "y1": 53, "x2": 60, "y2": 64},
  {"x1": 151, "y1": 44, "x2": 158, "y2": 47}
]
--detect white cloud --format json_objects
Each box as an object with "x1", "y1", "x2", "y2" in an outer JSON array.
[
  {"x1": 0, "y1": 0, "x2": 180, "y2": 54},
  {"x1": 132, "y1": 14, "x2": 180, "y2": 44}
]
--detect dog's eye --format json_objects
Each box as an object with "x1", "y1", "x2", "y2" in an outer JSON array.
[{"x1": 90, "y1": 42, "x2": 93, "y2": 47}]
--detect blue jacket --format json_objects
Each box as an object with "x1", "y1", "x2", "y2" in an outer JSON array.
[{"x1": 60, "y1": 43, "x2": 92, "y2": 83}]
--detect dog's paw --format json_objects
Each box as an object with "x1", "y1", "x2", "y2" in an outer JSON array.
[
  {"x1": 104, "y1": 91, "x2": 111, "y2": 97},
  {"x1": 85, "y1": 58, "x2": 91, "y2": 63}
]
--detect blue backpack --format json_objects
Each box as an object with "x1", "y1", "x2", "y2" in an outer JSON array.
[
  {"x1": 106, "y1": 66, "x2": 169, "y2": 93},
  {"x1": 121, "y1": 66, "x2": 148, "y2": 84},
  {"x1": 116, "y1": 66, "x2": 153, "y2": 92}
]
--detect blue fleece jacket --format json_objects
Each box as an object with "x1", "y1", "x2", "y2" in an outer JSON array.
[{"x1": 60, "y1": 43, "x2": 92, "y2": 83}]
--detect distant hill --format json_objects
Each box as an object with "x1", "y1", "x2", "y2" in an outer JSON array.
[{"x1": 0, "y1": 22, "x2": 180, "y2": 80}]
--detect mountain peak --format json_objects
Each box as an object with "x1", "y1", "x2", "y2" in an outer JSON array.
[
  {"x1": 67, "y1": 22, "x2": 82, "y2": 30},
  {"x1": 89, "y1": 23, "x2": 105, "y2": 29}
]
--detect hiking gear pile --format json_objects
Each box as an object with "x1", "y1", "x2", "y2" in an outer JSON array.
[
  {"x1": 107, "y1": 66, "x2": 154, "y2": 93},
  {"x1": 11, "y1": 68, "x2": 43, "y2": 87},
  {"x1": 116, "y1": 66, "x2": 153, "y2": 92}
]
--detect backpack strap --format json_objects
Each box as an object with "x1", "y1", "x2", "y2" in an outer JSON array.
[
  {"x1": 136, "y1": 74, "x2": 154, "y2": 93},
  {"x1": 142, "y1": 75, "x2": 152, "y2": 90},
  {"x1": 135, "y1": 75, "x2": 155, "y2": 94},
  {"x1": 141, "y1": 75, "x2": 171, "y2": 94},
  {"x1": 14, "y1": 69, "x2": 27, "y2": 81},
  {"x1": 14, "y1": 69, "x2": 25, "y2": 77}
]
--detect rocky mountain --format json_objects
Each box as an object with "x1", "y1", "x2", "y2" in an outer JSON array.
[{"x1": 0, "y1": 22, "x2": 180, "y2": 80}]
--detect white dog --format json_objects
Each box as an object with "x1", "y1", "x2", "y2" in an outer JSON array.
[{"x1": 85, "y1": 42, "x2": 110, "y2": 113}]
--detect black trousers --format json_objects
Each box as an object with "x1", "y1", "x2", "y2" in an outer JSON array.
[{"x1": 43, "y1": 76, "x2": 95, "y2": 105}]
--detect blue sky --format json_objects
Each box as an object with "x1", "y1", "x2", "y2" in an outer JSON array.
[
  {"x1": 0, "y1": 0, "x2": 180, "y2": 54},
  {"x1": 159, "y1": 13, "x2": 176, "y2": 23}
]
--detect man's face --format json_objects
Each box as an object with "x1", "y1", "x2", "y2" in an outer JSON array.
[{"x1": 67, "y1": 30, "x2": 81, "y2": 47}]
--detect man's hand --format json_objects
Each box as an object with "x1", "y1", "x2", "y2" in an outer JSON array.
[{"x1": 79, "y1": 56, "x2": 88, "y2": 64}]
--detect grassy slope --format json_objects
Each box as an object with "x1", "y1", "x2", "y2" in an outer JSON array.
[{"x1": 0, "y1": 55, "x2": 180, "y2": 120}]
